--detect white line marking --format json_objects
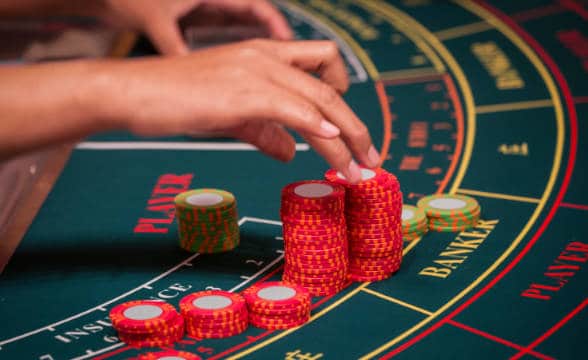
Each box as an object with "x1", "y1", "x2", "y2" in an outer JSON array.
[
  {"x1": 241, "y1": 216, "x2": 282, "y2": 226},
  {"x1": 0, "y1": 251, "x2": 200, "y2": 347},
  {"x1": 69, "y1": 343, "x2": 124, "y2": 360},
  {"x1": 76, "y1": 142, "x2": 310, "y2": 151},
  {"x1": 277, "y1": 0, "x2": 368, "y2": 83},
  {"x1": 228, "y1": 253, "x2": 284, "y2": 293},
  {"x1": 1, "y1": 216, "x2": 284, "y2": 350}
]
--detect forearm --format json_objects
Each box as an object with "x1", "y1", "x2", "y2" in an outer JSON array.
[
  {"x1": 0, "y1": 60, "x2": 121, "y2": 160},
  {"x1": 0, "y1": 0, "x2": 103, "y2": 17}
]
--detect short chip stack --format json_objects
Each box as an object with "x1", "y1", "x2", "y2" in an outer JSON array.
[
  {"x1": 417, "y1": 194, "x2": 480, "y2": 232},
  {"x1": 401, "y1": 205, "x2": 428, "y2": 240},
  {"x1": 243, "y1": 281, "x2": 311, "y2": 329},
  {"x1": 175, "y1": 189, "x2": 240, "y2": 253},
  {"x1": 325, "y1": 167, "x2": 403, "y2": 282},
  {"x1": 179, "y1": 290, "x2": 248, "y2": 339},
  {"x1": 137, "y1": 350, "x2": 201, "y2": 360},
  {"x1": 109, "y1": 300, "x2": 184, "y2": 347},
  {"x1": 280, "y1": 180, "x2": 348, "y2": 296}
]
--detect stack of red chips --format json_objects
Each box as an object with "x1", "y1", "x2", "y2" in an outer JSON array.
[
  {"x1": 179, "y1": 290, "x2": 248, "y2": 339},
  {"x1": 109, "y1": 300, "x2": 184, "y2": 347},
  {"x1": 243, "y1": 281, "x2": 311, "y2": 329},
  {"x1": 136, "y1": 350, "x2": 201, "y2": 360},
  {"x1": 280, "y1": 180, "x2": 348, "y2": 296},
  {"x1": 325, "y1": 167, "x2": 403, "y2": 282}
]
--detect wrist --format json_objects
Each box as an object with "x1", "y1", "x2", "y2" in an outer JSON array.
[{"x1": 79, "y1": 59, "x2": 129, "y2": 132}]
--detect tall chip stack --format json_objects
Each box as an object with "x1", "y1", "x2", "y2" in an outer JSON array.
[
  {"x1": 109, "y1": 300, "x2": 184, "y2": 347},
  {"x1": 179, "y1": 290, "x2": 248, "y2": 339},
  {"x1": 325, "y1": 167, "x2": 403, "y2": 282},
  {"x1": 280, "y1": 180, "x2": 348, "y2": 296},
  {"x1": 175, "y1": 189, "x2": 240, "y2": 253}
]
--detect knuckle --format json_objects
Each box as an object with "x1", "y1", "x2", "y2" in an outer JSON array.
[
  {"x1": 350, "y1": 124, "x2": 370, "y2": 142},
  {"x1": 297, "y1": 102, "x2": 321, "y2": 125},
  {"x1": 318, "y1": 83, "x2": 339, "y2": 105}
]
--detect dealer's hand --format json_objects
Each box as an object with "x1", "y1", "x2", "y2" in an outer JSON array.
[
  {"x1": 101, "y1": 0, "x2": 293, "y2": 55},
  {"x1": 105, "y1": 39, "x2": 378, "y2": 181}
]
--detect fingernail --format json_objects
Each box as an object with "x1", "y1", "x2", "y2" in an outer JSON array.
[
  {"x1": 320, "y1": 120, "x2": 340, "y2": 137},
  {"x1": 346, "y1": 160, "x2": 362, "y2": 183},
  {"x1": 367, "y1": 145, "x2": 380, "y2": 167}
]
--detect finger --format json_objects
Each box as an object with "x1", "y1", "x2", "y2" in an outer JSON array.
[
  {"x1": 302, "y1": 134, "x2": 362, "y2": 184},
  {"x1": 253, "y1": 55, "x2": 379, "y2": 168},
  {"x1": 241, "y1": 81, "x2": 341, "y2": 139},
  {"x1": 207, "y1": 0, "x2": 293, "y2": 40},
  {"x1": 236, "y1": 121, "x2": 296, "y2": 162},
  {"x1": 250, "y1": 39, "x2": 349, "y2": 93},
  {"x1": 145, "y1": 15, "x2": 189, "y2": 55},
  {"x1": 248, "y1": 0, "x2": 294, "y2": 40}
]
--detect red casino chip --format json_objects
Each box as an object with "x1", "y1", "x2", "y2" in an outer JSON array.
[
  {"x1": 109, "y1": 300, "x2": 181, "y2": 334},
  {"x1": 280, "y1": 180, "x2": 349, "y2": 296},
  {"x1": 243, "y1": 281, "x2": 310, "y2": 310},
  {"x1": 136, "y1": 350, "x2": 201, "y2": 360},
  {"x1": 180, "y1": 290, "x2": 248, "y2": 339},
  {"x1": 243, "y1": 281, "x2": 312, "y2": 330},
  {"x1": 325, "y1": 167, "x2": 404, "y2": 285}
]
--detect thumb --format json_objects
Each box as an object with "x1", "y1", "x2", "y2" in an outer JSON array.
[{"x1": 145, "y1": 15, "x2": 189, "y2": 56}]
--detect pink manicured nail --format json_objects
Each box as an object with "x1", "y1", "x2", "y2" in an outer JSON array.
[
  {"x1": 346, "y1": 160, "x2": 362, "y2": 184},
  {"x1": 320, "y1": 120, "x2": 340, "y2": 137},
  {"x1": 367, "y1": 145, "x2": 380, "y2": 167}
]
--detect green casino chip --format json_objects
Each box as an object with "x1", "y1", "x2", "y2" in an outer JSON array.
[{"x1": 175, "y1": 188, "x2": 240, "y2": 254}]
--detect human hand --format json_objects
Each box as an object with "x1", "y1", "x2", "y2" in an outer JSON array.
[
  {"x1": 101, "y1": 39, "x2": 378, "y2": 182},
  {"x1": 101, "y1": 0, "x2": 293, "y2": 55}
]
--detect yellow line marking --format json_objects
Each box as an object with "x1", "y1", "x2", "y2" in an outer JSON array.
[
  {"x1": 476, "y1": 99, "x2": 553, "y2": 114},
  {"x1": 358, "y1": 1, "x2": 564, "y2": 359},
  {"x1": 434, "y1": 21, "x2": 493, "y2": 40},
  {"x1": 361, "y1": 288, "x2": 433, "y2": 316},
  {"x1": 403, "y1": 236, "x2": 422, "y2": 255},
  {"x1": 355, "y1": 0, "x2": 445, "y2": 73},
  {"x1": 379, "y1": 67, "x2": 441, "y2": 81},
  {"x1": 356, "y1": 0, "x2": 476, "y2": 197},
  {"x1": 227, "y1": 282, "x2": 370, "y2": 359},
  {"x1": 228, "y1": 234, "x2": 422, "y2": 359},
  {"x1": 457, "y1": 189, "x2": 541, "y2": 204},
  {"x1": 288, "y1": 0, "x2": 379, "y2": 80}
]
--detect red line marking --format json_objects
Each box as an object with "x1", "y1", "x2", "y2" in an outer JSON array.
[
  {"x1": 437, "y1": 74, "x2": 465, "y2": 194},
  {"x1": 574, "y1": 96, "x2": 588, "y2": 104},
  {"x1": 207, "y1": 331, "x2": 274, "y2": 360},
  {"x1": 378, "y1": 74, "x2": 465, "y2": 194},
  {"x1": 559, "y1": 0, "x2": 588, "y2": 20},
  {"x1": 560, "y1": 202, "x2": 588, "y2": 211},
  {"x1": 448, "y1": 320, "x2": 554, "y2": 360},
  {"x1": 375, "y1": 81, "x2": 393, "y2": 166},
  {"x1": 510, "y1": 4, "x2": 565, "y2": 22},
  {"x1": 380, "y1": 0, "x2": 579, "y2": 358},
  {"x1": 510, "y1": 298, "x2": 588, "y2": 359},
  {"x1": 206, "y1": 282, "x2": 348, "y2": 360},
  {"x1": 92, "y1": 345, "x2": 131, "y2": 360}
]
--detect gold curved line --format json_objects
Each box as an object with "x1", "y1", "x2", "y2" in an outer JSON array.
[
  {"x1": 288, "y1": 0, "x2": 380, "y2": 80},
  {"x1": 355, "y1": 0, "x2": 476, "y2": 196},
  {"x1": 360, "y1": 1, "x2": 565, "y2": 358}
]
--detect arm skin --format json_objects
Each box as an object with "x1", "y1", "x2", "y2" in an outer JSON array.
[
  {"x1": 0, "y1": 40, "x2": 380, "y2": 182},
  {"x1": 0, "y1": 60, "x2": 117, "y2": 159}
]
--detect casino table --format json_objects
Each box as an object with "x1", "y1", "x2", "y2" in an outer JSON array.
[{"x1": 0, "y1": 0, "x2": 586, "y2": 359}]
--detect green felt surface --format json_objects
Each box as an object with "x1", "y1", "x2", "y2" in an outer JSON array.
[{"x1": 0, "y1": 1, "x2": 586, "y2": 359}]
